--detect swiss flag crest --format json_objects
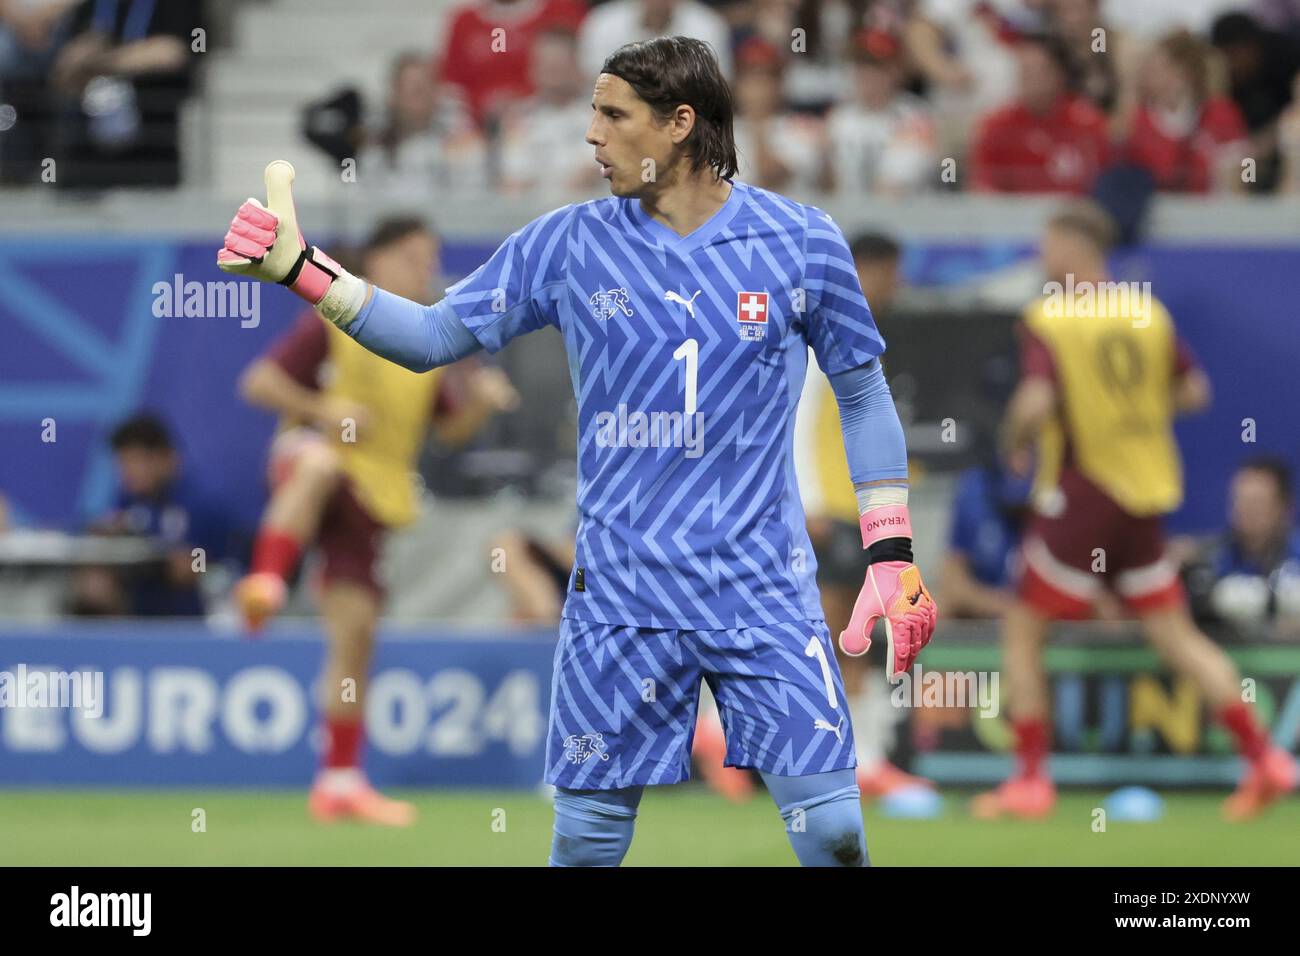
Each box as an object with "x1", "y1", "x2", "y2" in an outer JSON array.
[
  {"x1": 736, "y1": 291, "x2": 769, "y2": 342},
  {"x1": 736, "y1": 291, "x2": 769, "y2": 324}
]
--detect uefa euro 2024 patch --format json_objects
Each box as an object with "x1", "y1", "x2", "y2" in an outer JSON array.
[{"x1": 736, "y1": 290, "x2": 769, "y2": 342}]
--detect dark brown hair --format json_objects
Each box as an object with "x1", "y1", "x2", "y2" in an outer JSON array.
[
  {"x1": 365, "y1": 216, "x2": 433, "y2": 254},
  {"x1": 600, "y1": 36, "x2": 739, "y2": 181},
  {"x1": 110, "y1": 413, "x2": 174, "y2": 452}
]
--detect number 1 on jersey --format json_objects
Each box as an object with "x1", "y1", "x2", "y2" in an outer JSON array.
[{"x1": 673, "y1": 338, "x2": 698, "y2": 415}]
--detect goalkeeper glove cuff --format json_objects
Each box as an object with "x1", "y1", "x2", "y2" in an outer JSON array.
[
  {"x1": 297, "y1": 253, "x2": 368, "y2": 328},
  {"x1": 855, "y1": 484, "x2": 914, "y2": 561},
  {"x1": 859, "y1": 503, "x2": 913, "y2": 553},
  {"x1": 277, "y1": 244, "x2": 368, "y2": 327}
]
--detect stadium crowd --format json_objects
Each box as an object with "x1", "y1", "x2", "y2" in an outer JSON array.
[
  {"x1": 305, "y1": 0, "x2": 1300, "y2": 196},
  {"x1": 3, "y1": 0, "x2": 1300, "y2": 192}
]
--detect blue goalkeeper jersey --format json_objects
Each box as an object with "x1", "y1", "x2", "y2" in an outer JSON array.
[{"x1": 438, "y1": 181, "x2": 887, "y2": 629}]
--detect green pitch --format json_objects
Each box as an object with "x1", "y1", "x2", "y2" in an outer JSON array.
[{"x1": 1, "y1": 787, "x2": 1296, "y2": 866}]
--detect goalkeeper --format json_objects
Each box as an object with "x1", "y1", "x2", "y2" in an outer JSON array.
[{"x1": 218, "y1": 37, "x2": 938, "y2": 867}]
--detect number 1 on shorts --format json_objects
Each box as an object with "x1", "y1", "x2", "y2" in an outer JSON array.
[{"x1": 805, "y1": 634, "x2": 839, "y2": 711}]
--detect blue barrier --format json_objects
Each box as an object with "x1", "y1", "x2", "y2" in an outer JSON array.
[
  {"x1": 0, "y1": 621, "x2": 557, "y2": 788},
  {"x1": 5, "y1": 622, "x2": 1299, "y2": 789}
]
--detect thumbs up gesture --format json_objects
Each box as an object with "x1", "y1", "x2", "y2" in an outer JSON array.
[{"x1": 217, "y1": 161, "x2": 354, "y2": 314}]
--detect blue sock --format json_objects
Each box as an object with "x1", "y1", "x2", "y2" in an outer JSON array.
[
  {"x1": 762, "y1": 768, "x2": 869, "y2": 867},
  {"x1": 548, "y1": 786, "x2": 644, "y2": 867}
]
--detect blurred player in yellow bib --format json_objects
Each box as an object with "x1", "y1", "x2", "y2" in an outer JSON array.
[
  {"x1": 975, "y1": 202, "x2": 1296, "y2": 822},
  {"x1": 234, "y1": 217, "x2": 518, "y2": 825}
]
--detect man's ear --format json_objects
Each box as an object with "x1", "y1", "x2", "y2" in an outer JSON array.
[{"x1": 670, "y1": 104, "x2": 696, "y2": 146}]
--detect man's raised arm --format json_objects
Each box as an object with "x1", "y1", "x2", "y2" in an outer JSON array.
[{"x1": 216, "y1": 160, "x2": 482, "y2": 372}]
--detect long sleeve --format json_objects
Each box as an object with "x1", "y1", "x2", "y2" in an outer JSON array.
[
  {"x1": 827, "y1": 358, "x2": 908, "y2": 486},
  {"x1": 343, "y1": 291, "x2": 483, "y2": 372}
]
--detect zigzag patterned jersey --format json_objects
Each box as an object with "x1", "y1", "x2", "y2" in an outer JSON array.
[{"x1": 440, "y1": 181, "x2": 886, "y2": 630}]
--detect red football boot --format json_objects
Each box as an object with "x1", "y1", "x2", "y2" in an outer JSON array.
[
  {"x1": 971, "y1": 774, "x2": 1057, "y2": 820},
  {"x1": 308, "y1": 773, "x2": 417, "y2": 827},
  {"x1": 1222, "y1": 747, "x2": 1297, "y2": 822},
  {"x1": 857, "y1": 760, "x2": 935, "y2": 799},
  {"x1": 234, "y1": 571, "x2": 286, "y2": 634}
]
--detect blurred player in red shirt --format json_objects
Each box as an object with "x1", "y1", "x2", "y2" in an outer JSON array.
[
  {"x1": 236, "y1": 218, "x2": 518, "y2": 825},
  {"x1": 969, "y1": 32, "x2": 1111, "y2": 194},
  {"x1": 436, "y1": 0, "x2": 588, "y2": 127},
  {"x1": 975, "y1": 202, "x2": 1296, "y2": 822}
]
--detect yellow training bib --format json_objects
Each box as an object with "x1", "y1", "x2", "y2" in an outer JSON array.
[{"x1": 1024, "y1": 291, "x2": 1184, "y2": 517}]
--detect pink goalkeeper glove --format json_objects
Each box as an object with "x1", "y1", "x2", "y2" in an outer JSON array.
[
  {"x1": 217, "y1": 161, "x2": 367, "y2": 326},
  {"x1": 838, "y1": 504, "x2": 939, "y2": 680}
]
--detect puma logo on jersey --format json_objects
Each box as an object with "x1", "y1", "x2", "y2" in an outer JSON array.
[
  {"x1": 813, "y1": 716, "x2": 845, "y2": 744},
  {"x1": 664, "y1": 289, "x2": 702, "y2": 318}
]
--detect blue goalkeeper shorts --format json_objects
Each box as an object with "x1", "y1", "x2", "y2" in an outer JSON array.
[{"x1": 544, "y1": 617, "x2": 857, "y2": 789}]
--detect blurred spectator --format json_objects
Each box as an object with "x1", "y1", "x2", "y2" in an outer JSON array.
[
  {"x1": 355, "y1": 52, "x2": 487, "y2": 194},
  {"x1": 1210, "y1": 10, "x2": 1300, "y2": 189},
  {"x1": 731, "y1": 0, "x2": 889, "y2": 112},
  {"x1": 1048, "y1": 0, "x2": 1142, "y2": 136},
  {"x1": 1212, "y1": 11, "x2": 1300, "y2": 127},
  {"x1": 579, "y1": 0, "x2": 733, "y2": 81},
  {"x1": 1185, "y1": 456, "x2": 1300, "y2": 628},
  {"x1": 904, "y1": 0, "x2": 1026, "y2": 156},
  {"x1": 824, "y1": 28, "x2": 938, "y2": 195},
  {"x1": 1124, "y1": 30, "x2": 1248, "y2": 193},
  {"x1": 437, "y1": 0, "x2": 587, "y2": 130},
  {"x1": 1276, "y1": 71, "x2": 1300, "y2": 190},
  {"x1": 968, "y1": 32, "x2": 1110, "y2": 193},
  {"x1": 940, "y1": 454, "x2": 1031, "y2": 618},
  {"x1": 850, "y1": 231, "x2": 902, "y2": 317},
  {"x1": 498, "y1": 26, "x2": 598, "y2": 193},
  {"x1": 50, "y1": 0, "x2": 203, "y2": 189},
  {"x1": 0, "y1": 0, "x2": 79, "y2": 184},
  {"x1": 0, "y1": 491, "x2": 9, "y2": 533},
  {"x1": 729, "y1": 0, "x2": 800, "y2": 56},
  {"x1": 731, "y1": 36, "x2": 822, "y2": 192},
  {"x1": 72, "y1": 413, "x2": 228, "y2": 617}
]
